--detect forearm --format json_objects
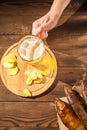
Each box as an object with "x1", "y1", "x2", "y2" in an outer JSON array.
[
  {"x1": 32, "y1": 0, "x2": 71, "y2": 38},
  {"x1": 50, "y1": 0, "x2": 71, "y2": 18}
]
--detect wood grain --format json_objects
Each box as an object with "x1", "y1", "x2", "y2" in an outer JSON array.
[
  {"x1": 0, "y1": 55, "x2": 85, "y2": 102},
  {"x1": 0, "y1": 127, "x2": 58, "y2": 130},
  {"x1": 0, "y1": 0, "x2": 86, "y2": 35},
  {"x1": 0, "y1": 1, "x2": 87, "y2": 130},
  {"x1": 0, "y1": 102, "x2": 57, "y2": 128}
]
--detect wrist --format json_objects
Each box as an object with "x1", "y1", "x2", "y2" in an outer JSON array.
[
  {"x1": 48, "y1": 9, "x2": 60, "y2": 20},
  {"x1": 49, "y1": 0, "x2": 71, "y2": 19}
]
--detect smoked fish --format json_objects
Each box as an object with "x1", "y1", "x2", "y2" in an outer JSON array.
[
  {"x1": 56, "y1": 98, "x2": 86, "y2": 130},
  {"x1": 64, "y1": 86, "x2": 87, "y2": 128}
]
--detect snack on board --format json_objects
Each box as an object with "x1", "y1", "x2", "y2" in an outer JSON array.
[
  {"x1": 23, "y1": 88, "x2": 32, "y2": 96},
  {"x1": 33, "y1": 78, "x2": 42, "y2": 84},
  {"x1": 36, "y1": 70, "x2": 43, "y2": 79},
  {"x1": 1, "y1": 54, "x2": 19, "y2": 76},
  {"x1": 25, "y1": 68, "x2": 50, "y2": 85},
  {"x1": 2, "y1": 54, "x2": 17, "y2": 63},
  {"x1": 30, "y1": 70, "x2": 38, "y2": 80},
  {"x1": 7, "y1": 67, "x2": 19, "y2": 76},
  {"x1": 0, "y1": 38, "x2": 57, "y2": 97},
  {"x1": 26, "y1": 77, "x2": 33, "y2": 85},
  {"x1": 1, "y1": 54, "x2": 17, "y2": 68},
  {"x1": 2, "y1": 62, "x2": 15, "y2": 69},
  {"x1": 56, "y1": 98, "x2": 86, "y2": 130},
  {"x1": 39, "y1": 69, "x2": 50, "y2": 76}
]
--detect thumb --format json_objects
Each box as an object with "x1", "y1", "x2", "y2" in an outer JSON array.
[
  {"x1": 32, "y1": 23, "x2": 47, "y2": 35},
  {"x1": 32, "y1": 26, "x2": 43, "y2": 35}
]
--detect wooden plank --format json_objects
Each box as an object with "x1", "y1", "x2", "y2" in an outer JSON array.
[
  {"x1": 0, "y1": 65, "x2": 85, "y2": 102},
  {"x1": 0, "y1": 33, "x2": 87, "y2": 101},
  {"x1": 0, "y1": 2, "x2": 86, "y2": 130},
  {"x1": 0, "y1": 15, "x2": 33, "y2": 35},
  {"x1": 0, "y1": 0, "x2": 85, "y2": 16},
  {"x1": 0, "y1": 1, "x2": 86, "y2": 34},
  {"x1": 0, "y1": 35, "x2": 86, "y2": 101},
  {"x1": 0, "y1": 0, "x2": 53, "y2": 4},
  {"x1": 1, "y1": 34, "x2": 87, "y2": 65},
  {"x1": 0, "y1": 79, "x2": 63, "y2": 101},
  {"x1": 1, "y1": 34, "x2": 87, "y2": 64},
  {"x1": 0, "y1": 12, "x2": 87, "y2": 35},
  {"x1": 0, "y1": 127, "x2": 58, "y2": 130},
  {"x1": 0, "y1": 0, "x2": 85, "y2": 28},
  {"x1": 0, "y1": 102, "x2": 57, "y2": 128},
  {"x1": 0, "y1": 2, "x2": 50, "y2": 16}
]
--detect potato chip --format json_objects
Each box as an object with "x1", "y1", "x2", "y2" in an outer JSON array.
[
  {"x1": 1, "y1": 54, "x2": 17, "y2": 69},
  {"x1": 24, "y1": 70, "x2": 30, "y2": 76},
  {"x1": 34, "y1": 78, "x2": 42, "y2": 84},
  {"x1": 7, "y1": 67, "x2": 18, "y2": 75},
  {"x1": 39, "y1": 69, "x2": 50, "y2": 76},
  {"x1": 3, "y1": 54, "x2": 17, "y2": 63},
  {"x1": 26, "y1": 77, "x2": 32, "y2": 85},
  {"x1": 24, "y1": 68, "x2": 50, "y2": 85},
  {"x1": 37, "y1": 70, "x2": 42, "y2": 78},
  {"x1": 3, "y1": 62, "x2": 15, "y2": 68},
  {"x1": 30, "y1": 70, "x2": 37, "y2": 80},
  {"x1": 23, "y1": 89, "x2": 32, "y2": 96}
]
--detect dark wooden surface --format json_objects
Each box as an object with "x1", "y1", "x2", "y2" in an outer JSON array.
[{"x1": 0, "y1": 0, "x2": 87, "y2": 130}]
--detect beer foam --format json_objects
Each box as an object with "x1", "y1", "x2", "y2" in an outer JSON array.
[{"x1": 18, "y1": 36, "x2": 44, "y2": 61}]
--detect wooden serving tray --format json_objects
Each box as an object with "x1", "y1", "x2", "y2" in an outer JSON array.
[{"x1": 0, "y1": 43, "x2": 57, "y2": 97}]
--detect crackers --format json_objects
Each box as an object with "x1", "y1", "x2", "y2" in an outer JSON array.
[
  {"x1": 23, "y1": 88, "x2": 32, "y2": 96},
  {"x1": 24, "y1": 68, "x2": 50, "y2": 86},
  {"x1": 1, "y1": 54, "x2": 19, "y2": 76},
  {"x1": 25, "y1": 69, "x2": 43, "y2": 85},
  {"x1": 7, "y1": 67, "x2": 18, "y2": 76}
]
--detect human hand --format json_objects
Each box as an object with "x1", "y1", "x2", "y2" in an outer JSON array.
[
  {"x1": 32, "y1": 0, "x2": 71, "y2": 39},
  {"x1": 32, "y1": 11, "x2": 59, "y2": 39}
]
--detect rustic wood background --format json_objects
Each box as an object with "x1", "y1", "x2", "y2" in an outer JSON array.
[{"x1": 0, "y1": 0, "x2": 87, "y2": 130}]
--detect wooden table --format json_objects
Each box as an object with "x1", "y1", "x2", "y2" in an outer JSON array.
[{"x1": 0, "y1": 0, "x2": 87, "y2": 130}]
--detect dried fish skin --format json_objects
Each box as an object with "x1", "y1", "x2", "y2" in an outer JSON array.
[
  {"x1": 64, "y1": 86, "x2": 87, "y2": 128},
  {"x1": 56, "y1": 98, "x2": 86, "y2": 130}
]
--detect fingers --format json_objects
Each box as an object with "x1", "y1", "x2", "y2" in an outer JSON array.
[
  {"x1": 33, "y1": 29, "x2": 48, "y2": 39},
  {"x1": 39, "y1": 31, "x2": 48, "y2": 39},
  {"x1": 32, "y1": 20, "x2": 48, "y2": 39},
  {"x1": 32, "y1": 21, "x2": 41, "y2": 35}
]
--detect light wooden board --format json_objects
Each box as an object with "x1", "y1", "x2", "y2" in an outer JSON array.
[{"x1": 0, "y1": 43, "x2": 57, "y2": 97}]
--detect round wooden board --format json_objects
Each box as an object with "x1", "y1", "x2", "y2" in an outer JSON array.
[{"x1": 0, "y1": 43, "x2": 57, "y2": 97}]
